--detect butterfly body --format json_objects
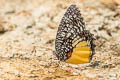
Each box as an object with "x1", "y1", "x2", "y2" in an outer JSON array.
[{"x1": 55, "y1": 5, "x2": 95, "y2": 64}]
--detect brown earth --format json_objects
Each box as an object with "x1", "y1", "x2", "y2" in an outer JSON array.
[{"x1": 0, "y1": 0, "x2": 120, "y2": 80}]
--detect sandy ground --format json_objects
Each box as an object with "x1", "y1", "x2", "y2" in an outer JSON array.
[{"x1": 0, "y1": 0, "x2": 120, "y2": 80}]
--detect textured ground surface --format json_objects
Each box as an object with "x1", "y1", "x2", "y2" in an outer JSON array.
[{"x1": 0, "y1": 0, "x2": 120, "y2": 80}]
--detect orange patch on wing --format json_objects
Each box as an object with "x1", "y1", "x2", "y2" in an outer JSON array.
[{"x1": 66, "y1": 41, "x2": 91, "y2": 64}]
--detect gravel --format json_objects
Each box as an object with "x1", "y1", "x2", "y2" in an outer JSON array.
[{"x1": 0, "y1": 0, "x2": 119, "y2": 79}]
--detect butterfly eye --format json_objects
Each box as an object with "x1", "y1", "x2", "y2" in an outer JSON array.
[{"x1": 55, "y1": 5, "x2": 95, "y2": 64}]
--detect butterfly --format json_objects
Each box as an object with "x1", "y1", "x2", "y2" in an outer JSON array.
[{"x1": 55, "y1": 5, "x2": 95, "y2": 64}]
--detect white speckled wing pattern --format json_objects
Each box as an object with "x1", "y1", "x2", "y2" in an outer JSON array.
[{"x1": 55, "y1": 5, "x2": 95, "y2": 61}]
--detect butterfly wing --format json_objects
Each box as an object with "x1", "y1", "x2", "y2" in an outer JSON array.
[
  {"x1": 55, "y1": 5, "x2": 95, "y2": 63},
  {"x1": 66, "y1": 41, "x2": 91, "y2": 64}
]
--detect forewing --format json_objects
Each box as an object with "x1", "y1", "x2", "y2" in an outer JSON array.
[{"x1": 55, "y1": 5, "x2": 86, "y2": 61}]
